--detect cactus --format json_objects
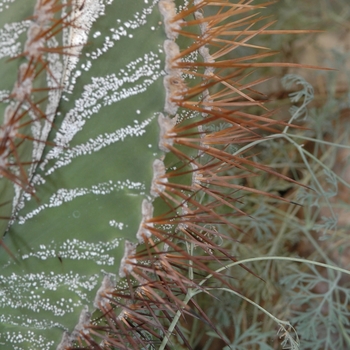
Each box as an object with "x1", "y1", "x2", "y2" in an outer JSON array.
[{"x1": 0, "y1": 0, "x2": 335, "y2": 349}]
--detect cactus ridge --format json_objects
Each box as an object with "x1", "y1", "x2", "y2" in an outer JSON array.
[{"x1": 58, "y1": 1, "x2": 313, "y2": 349}]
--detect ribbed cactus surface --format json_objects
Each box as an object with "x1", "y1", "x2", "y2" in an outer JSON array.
[{"x1": 0, "y1": 0, "x2": 166, "y2": 348}]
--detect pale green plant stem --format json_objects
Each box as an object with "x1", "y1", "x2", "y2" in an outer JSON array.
[
  {"x1": 159, "y1": 237, "x2": 196, "y2": 350},
  {"x1": 240, "y1": 201, "x2": 306, "y2": 268},
  {"x1": 249, "y1": 205, "x2": 333, "y2": 329},
  {"x1": 228, "y1": 130, "x2": 341, "y2": 326},
  {"x1": 237, "y1": 115, "x2": 347, "y2": 250},
  {"x1": 203, "y1": 287, "x2": 300, "y2": 349},
  {"x1": 199, "y1": 257, "x2": 350, "y2": 287},
  {"x1": 159, "y1": 281, "x2": 196, "y2": 350},
  {"x1": 290, "y1": 134, "x2": 350, "y2": 149},
  {"x1": 300, "y1": 226, "x2": 331, "y2": 262},
  {"x1": 266, "y1": 200, "x2": 299, "y2": 257},
  {"x1": 233, "y1": 131, "x2": 348, "y2": 261},
  {"x1": 267, "y1": 138, "x2": 337, "y2": 259},
  {"x1": 159, "y1": 256, "x2": 350, "y2": 350},
  {"x1": 234, "y1": 133, "x2": 350, "y2": 190},
  {"x1": 257, "y1": 133, "x2": 337, "y2": 280},
  {"x1": 231, "y1": 123, "x2": 348, "y2": 334},
  {"x1": 186, "y1": 239, "x2": 196, "y2": 346},
  {"x1": 299, "y1": 143, "x2": 349, "y2": 188},
  {"x1": 323, "y1": 272, "x2": 341, "y2": 344},
  {"x1": 339, "y1": 317, "x2": 350, "y2": 345},
  {"x1": 283, "y1": 98, "x2": 309, "y2": 134}
]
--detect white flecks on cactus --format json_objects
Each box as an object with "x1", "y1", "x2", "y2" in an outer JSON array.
[
  {"x1": 43, "y1": 117, "x2": 155, "y2": 175},
  {"x1": 20, "y1": 237, "x2": 122, "y2": 265},
  {"x1": 18, "y1": 180, "x2": 145, "y2": 224},
  {"x1": 62, "y1": 0, "x2": 107, "y2": 90},
  {"x1": 1, "y1": 331, "x2": 55, "y2": 350},
  {"x1": 41, "y1": 51, "x2": 161, "y2": 167},
  {"x1": 0, "y1": 20, "x2": 30, "y2": 59},
  {"x1": 0, "y1": 271, "x2": 99, "y2": 320},
  {"x1": 109, "y1": 220, "x2": 126, "y2": 230},
  {"x1": 79, "y1": 0, "x2": 159, "y2": 62}
]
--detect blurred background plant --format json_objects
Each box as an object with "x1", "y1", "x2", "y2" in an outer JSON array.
[{"x1": 183, "y1": 0, "x2": 350, "y2": 349}]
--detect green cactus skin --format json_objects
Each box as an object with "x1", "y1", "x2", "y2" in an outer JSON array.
[{"x1": 0, "y1": 0, "x2": 167, "y2": 348}]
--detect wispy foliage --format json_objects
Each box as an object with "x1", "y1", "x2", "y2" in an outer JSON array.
[
  {"x1": 210, "y1": 312, "x2": 275, "y2": 350},
  {"x1": 280, "y1": 265, "x2": 350, "y2": 349},
  {"x1": 281, "y1": 74, "x2": 314, "y2": 122}
]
